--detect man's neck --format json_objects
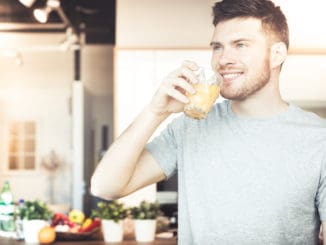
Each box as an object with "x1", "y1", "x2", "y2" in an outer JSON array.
[{"x1": 230, "y1": 81, "x2": 289, "y2": 119}]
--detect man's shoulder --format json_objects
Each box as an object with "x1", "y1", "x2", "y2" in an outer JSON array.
[
  {"x1": 290, "y1": 104, "x2": 326, "y2": 127},
  {"x1": 286, "y1": 105, "x2": 326, "y2": 147}
]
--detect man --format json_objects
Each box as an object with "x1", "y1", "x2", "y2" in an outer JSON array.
[{"x1": 91, "y1": 0, "x2": 326, "y2": 244}]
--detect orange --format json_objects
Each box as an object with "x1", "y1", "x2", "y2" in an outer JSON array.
[{"x1": 38, "y1": 226, "x2": 56, "y2": 244}]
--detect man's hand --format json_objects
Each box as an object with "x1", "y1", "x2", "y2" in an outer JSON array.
[
  {"x1": 147, "y1": 60, "x2": 199, "y2": 117},
  {"x1": 321, "y1": 222, "x2": 326, "y2": 245}
]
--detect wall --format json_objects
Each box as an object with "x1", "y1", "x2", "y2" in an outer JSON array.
[
  {"x1": 0, "y1": 33, "x2": 114, "y2": 209},
  {"x1": 115, "y1": 0, "x2": 326, "y2": 107},
  {"x1": 0, "y1": 33, "x2": 74, "y2": 203},
  {"x1": 116, "y1": 0, "x2": 326, "y2": 50},
  {"x1": 82, "y1": 45, "x2": 114, "y2": 165},
  {"x1": 81, "y1": 45, "x2": 114, "y2": 214},
  {"x1": 116, "y1": 0, "x2": 216, "y2": 48}
]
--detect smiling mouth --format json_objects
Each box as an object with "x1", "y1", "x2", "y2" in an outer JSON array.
[{"x1": 221, "y1": 72, "x2": 242, "y2": 84}]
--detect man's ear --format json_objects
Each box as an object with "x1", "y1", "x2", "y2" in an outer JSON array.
[{"x1": 270, "y1": 42, "x2": 287, "y2": 69}]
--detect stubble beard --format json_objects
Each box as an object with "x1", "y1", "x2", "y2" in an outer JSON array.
[{"x1": 220, "y1": 59, "x2": 271, "y2": 101}]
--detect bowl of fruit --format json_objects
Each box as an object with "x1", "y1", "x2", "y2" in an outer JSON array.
[{"x1": 51, "y1": 210, "x2": 102, "y2": 241}]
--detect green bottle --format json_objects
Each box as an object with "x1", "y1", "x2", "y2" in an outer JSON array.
[{"x1": 0, "y1": 181, "x2": 15, "y2": 232}]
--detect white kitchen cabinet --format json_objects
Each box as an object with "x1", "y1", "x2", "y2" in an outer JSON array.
[
  {"x1": 114, "y1": 49, "x2": 326, "y2": 204},
  {"x1": 115, "y1": 49, "x2": 326, "y2": 138},
  {"x1": 115, "y1": 49, "x2": 214, "y2": 140}
]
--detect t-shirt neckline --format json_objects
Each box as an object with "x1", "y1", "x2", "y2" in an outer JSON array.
[{"x1": 225, "y1": 100, "x2": 296, "y2": 123}]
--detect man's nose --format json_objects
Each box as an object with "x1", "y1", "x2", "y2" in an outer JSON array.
[{"x1": 217, "y1": 48, "x2": 236, "y2": 67}]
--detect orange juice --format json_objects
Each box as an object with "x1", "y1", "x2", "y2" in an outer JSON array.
[{"x1": 184, "y1": 83, "x2": 220, "y2": 119}]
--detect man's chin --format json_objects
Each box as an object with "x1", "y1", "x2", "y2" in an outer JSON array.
[{"x1": 220, "y1": 91, "x2": 247, "y2": 101}]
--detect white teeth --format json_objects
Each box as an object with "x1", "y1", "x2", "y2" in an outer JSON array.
[{"x1": 223, "y1": 73, "x2": 241, "y2": 79}]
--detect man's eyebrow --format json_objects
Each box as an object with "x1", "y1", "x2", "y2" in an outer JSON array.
[
  {"x1": 232, "y1": 38, "x2": 251, "y2": 43},
  {"x1": 210, "y1": 41, "x2": 221, "y2": 47},
  {"x1": 210, "y1": 39, "x2": 252, "y2": 47}
]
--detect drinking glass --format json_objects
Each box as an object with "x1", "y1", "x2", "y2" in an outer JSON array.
[{"x1": 184, "y1": 67, "x2": 221, "y2": 119}]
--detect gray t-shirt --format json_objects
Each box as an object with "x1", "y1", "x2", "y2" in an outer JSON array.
[{"x1": 146, "y1": 100, "x2": 326, "y2": 245}]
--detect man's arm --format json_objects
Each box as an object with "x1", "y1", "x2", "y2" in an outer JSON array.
[
  {"x1": 90, "y1": 107, "x2": 168, "y2": 199},
  {"x1": 90, "y1": 61, "x2": 199, "y2": 200}
]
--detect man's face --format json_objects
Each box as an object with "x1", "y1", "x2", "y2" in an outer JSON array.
[{"x1": 210, "y1": 17, "x2": 272, "y2": 100}]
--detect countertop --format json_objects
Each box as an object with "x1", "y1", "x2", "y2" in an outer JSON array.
[{"x1": 0, "y1": 237, "x2": 177, "y2": 245}]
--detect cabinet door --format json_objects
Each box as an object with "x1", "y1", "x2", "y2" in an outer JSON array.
[
  {"x1": 280, "y1": 55, "x2": 326, "y2": 104},
  {"x1": 115, "y1": 50, "x2": 156, "y2": 137},
  {"x1": 115, "y1": 49, "x2": 214, "y2": 138},
  {"x1": 115, "y1": 50, "x2": 326, "y2": 137},
  {"x1": 115, "y1": 50, "x2": 157, "y2": 205},
  {"x1": 114, "y1": 49, "x2": 213, "y2": 204}
]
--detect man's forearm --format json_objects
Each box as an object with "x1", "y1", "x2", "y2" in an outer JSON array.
[{"x1": 90, "y1": 106, "x2": 169, "y2": 199}]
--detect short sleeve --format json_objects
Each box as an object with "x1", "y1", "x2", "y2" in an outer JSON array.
[
  {"x1": 316, "y1": 150, "x2": 326, "y2": 221},
  {"x1": 145, "y1": 120, "x2": 179, "y2": 179}
]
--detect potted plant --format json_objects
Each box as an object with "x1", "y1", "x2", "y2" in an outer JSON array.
[
  {"x1": 91, "y1": 200, "x2": 127, "y2": 242},
  {"x1": 17, "y1": 199, "x2": 53, "y2": 243},
  {"x1": 130, "y1": 200, "x2": 163, "y2": 242}
]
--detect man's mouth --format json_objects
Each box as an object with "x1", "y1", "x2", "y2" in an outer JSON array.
[{"x1": 221, "y1": 72, "x2": 243, "y2": 84}]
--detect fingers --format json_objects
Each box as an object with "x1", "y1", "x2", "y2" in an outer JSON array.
[
  {"x1": 164, "y1": 86, "x2": 189, "y2": 104},
  {"x1": 162, "y1": 77, "x2": 195, "y2": 103},
  {"x1": 182, "y1": 60, "x2": 199, "y2": 71},
  {"x1": 162, "y1": 61, "x2": 199, "y2": 102},
  {"x1": 178, "y1": 60, "x2": 199, "y2": 84},
  {"x1": 169, "y1": 77, "x2": 196, "y2": 94}
]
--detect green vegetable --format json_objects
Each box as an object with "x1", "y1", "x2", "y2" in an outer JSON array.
[
  {"x1": 130, "y1": 201, "x2": 163, "y2": 220},
  {"x1": 91, "y1": 200, "x2": 127, "y2": 223},
  {"x1": 17, "y1": 200, "x2": 53, "y2": 221}
]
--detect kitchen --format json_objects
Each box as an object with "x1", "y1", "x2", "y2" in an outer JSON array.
[{"x1": 0, "y1": 0, "x2": 326, "y2": 244}]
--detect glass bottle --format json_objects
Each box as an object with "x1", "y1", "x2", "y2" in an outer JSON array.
[
  {"x1": 0, "y1": 181, "x2": 16, "y2": 232},
  {"x1": 15, "y1": 199, "x2": 24, "y2": 240}
]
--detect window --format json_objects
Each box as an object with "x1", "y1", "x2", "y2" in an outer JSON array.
[{"x1": 7, "y1": 121, "x2": 36, "y2": 170}]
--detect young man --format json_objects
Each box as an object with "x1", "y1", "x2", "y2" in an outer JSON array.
[{"x1": 91, "y1": 0, "x2": 326, "y2": 244}]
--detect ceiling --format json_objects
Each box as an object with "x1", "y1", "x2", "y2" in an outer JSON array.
[{"x1": 0, "y1": 0, "x2": 115, "y2": 44}]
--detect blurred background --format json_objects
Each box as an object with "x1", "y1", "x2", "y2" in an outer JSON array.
[{"x1": 0, "y1": 0, "x2": 325, "y2": 222}]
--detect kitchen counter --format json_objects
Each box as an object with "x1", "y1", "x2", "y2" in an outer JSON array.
[{"x1": 0, "y1": 237, "x2": 177, "y2": 245}]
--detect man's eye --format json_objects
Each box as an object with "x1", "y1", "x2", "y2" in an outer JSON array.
[
  {"x1": 212, "y1": 45, "x2": 222, "y2": 51},
  {"x1": 236, "y1": 43, "x2": 246, "y2": 48}
]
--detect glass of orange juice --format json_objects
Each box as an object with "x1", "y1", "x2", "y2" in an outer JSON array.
[{"x1": 184, "y1": 67, "x2": 221, "y2": 119}]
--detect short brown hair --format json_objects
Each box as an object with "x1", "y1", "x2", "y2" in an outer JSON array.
[{"x1": 212, "y1": 0, "x2": 289, "y2": 49}]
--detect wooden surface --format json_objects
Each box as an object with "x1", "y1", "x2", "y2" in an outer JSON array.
[{"x1": 0, "y1": 237, "x2": 177, "y2": 245}]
